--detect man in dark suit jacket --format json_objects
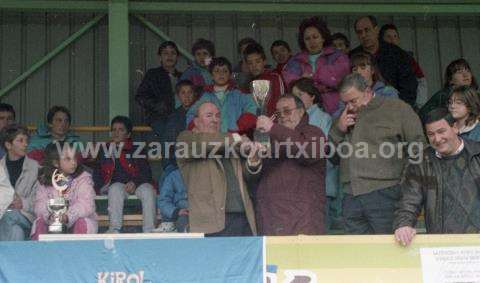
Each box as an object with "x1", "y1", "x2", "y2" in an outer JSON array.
[{"x1": 350, "y1": 16, "x2": 418, "y2": 108}]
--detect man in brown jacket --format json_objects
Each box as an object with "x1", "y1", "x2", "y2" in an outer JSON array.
[
  {"x1": 176, "y1": 101, "x2": 259, "y2": 236},
  {"x1": 253, "y1": 95, "x2": 327, "y2": 235},
  {"x1": 329, "y1": 73, "x2": 425, "y2": 234}
]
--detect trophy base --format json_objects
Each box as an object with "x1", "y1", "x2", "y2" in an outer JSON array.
[{"x1": 48, "y1": 224, "x2": 66, "y2": 234}]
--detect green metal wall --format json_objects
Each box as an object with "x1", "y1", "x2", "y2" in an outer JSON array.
[
  {"x1": 0, "y1": 12, "x2": 108, "y2": 142},
  {"x1": 1, "y1": 12, "x2": 479, "y2": 138}
]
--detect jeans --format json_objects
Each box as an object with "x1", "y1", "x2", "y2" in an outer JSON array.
[
  {"x1": 106, "y1": 182, "x2": 156, "y2": 232},
  {"x1": 342, "y1": 185, "x2": 401, "y2": 234},
  {"x1": 0, "y1": 209, "x2": 31, "y2": 241}
]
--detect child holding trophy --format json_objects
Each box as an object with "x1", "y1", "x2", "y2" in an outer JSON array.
[{"x1": 31, "y1": 142, "x2": 97, "y2": 240}]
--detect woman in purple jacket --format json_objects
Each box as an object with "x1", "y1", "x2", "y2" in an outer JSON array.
[{"x1": 283, "y1": 16, "x2": 350, "y2": 117}]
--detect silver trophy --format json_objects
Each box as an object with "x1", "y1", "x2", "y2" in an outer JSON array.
[
  {"x1": 251, "y1": 80, "x2": 272, "y2": 145},
  {"x1": 47, "y1": 169, "x2": 69, "y2": 233}
]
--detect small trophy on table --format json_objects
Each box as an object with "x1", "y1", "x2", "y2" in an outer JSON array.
[
  {"x1": 251, "y1": 80, "x2": 273, "y2": 146},
  {"x1": 47, "y1": 169, "x2": 70, "y2": 233}
]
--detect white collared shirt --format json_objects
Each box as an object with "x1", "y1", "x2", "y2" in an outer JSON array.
[{"x1": 435, "y1": 139, "x2": 465, "y2": 159}]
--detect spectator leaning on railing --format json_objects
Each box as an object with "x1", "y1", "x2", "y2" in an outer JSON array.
[{"x1": 394, "y1": 108, "x2": 480, "y2": 246}]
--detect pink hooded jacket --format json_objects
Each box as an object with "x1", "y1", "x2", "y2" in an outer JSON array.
[
  {"x1": 282, "y1": 46, "x2": 350, "y2": 116},
  {"x1": 32, "y1": 171, "x2": 98, "y2": 234}
]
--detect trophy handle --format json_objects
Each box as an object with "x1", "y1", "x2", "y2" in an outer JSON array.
[{"x1": 51, "y1": 169, "x2": 69, "y2": 195}]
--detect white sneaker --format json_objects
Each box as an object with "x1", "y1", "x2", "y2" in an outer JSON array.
[{"x1": 152, "y1": 222, "x2": 177, "y2": 233}]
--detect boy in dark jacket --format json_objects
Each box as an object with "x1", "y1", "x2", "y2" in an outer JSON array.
[
  {"x1": 93, "y1": 116, "x2": 155, "y2": 233},
  {"x1": 136, "y1": 41, "x2": 182, "y2": 128},
  {"x1": 155, "y1": 80, "x2": 196, "y2": 232},
  {"x1": 160, "y1": 80, "x2": 197, "y2": 170}
]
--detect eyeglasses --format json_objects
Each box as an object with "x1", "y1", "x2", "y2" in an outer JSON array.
[{"x1": 274, "y1": 107, "x2": 299, "y2": 117}]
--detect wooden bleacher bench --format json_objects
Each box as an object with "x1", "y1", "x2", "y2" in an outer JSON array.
[{"x1": 95, "y1": 195, "x2": 161, "y2": 228}]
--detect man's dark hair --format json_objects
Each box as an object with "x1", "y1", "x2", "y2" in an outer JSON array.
[
  {"x1": 331, "y1": 33, "x2": 350, "y2": 48},
  {"x1": 1, "y1": 124, "x2": 28, "y2": 150},
  {"x1": 237, "y1": 37, "x2": 257, "y2": 54},
  {"x1": 354, "y1": 15, "x2": 378, "y2": 31},
  {"x1": 175, "y1": 80, "x2": 195, "y2": 94},
  {"x1": 298, "y1": 16, "x2": 332, "y2": 51},
  {"x1": 0, "y1": 103, "x2": 15, "y2": 119},
  {"x1": 279, "y1": 94, "x2": 306, "y2": 111},
  {"x1": 111, "y1": 115, "x2": 133, "y2": 134},
  {"x1": 270, "y1": 40, "x2": 292, "y2": 54},
  {"x1": 243, "y1": 42, "x2": 266, "y2": 61},
  {"x1": 191, "y1": 38, "x2": 215, "y2": 57},
  {"x1": 47, "y1": 106, "x2": 71, "y2": 125},
  {"x1": 423, "y1": 108, "x2": 455, "y2": 126},
  {"x1": 158, "y1": 41, "x2": 179, "y2": 56},
  {"x1": 208, "y1": 57, "x2": 232, "y2": 74}
]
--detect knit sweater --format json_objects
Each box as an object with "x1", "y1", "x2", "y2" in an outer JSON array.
[{"x1": 329, "y1": 95, "x2": 426, "y2": 196}]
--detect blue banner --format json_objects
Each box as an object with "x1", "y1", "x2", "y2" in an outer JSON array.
[{"x1": 0, "y1": 237, "x2": 263, "y2": 283}]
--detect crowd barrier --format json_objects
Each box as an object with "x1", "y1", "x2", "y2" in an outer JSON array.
[{"x1": 0, "y1": 234, "x2": 479, "y2": 283}]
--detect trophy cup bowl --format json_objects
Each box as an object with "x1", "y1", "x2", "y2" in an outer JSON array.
[
  {"x1": 47, "y1": 197, "x2": 68, "y2": 233},
  {"x1": 47, "y1": 169, "x2": 69, "y2": 234},
  {"x1": 251, "y1": 80, "x2": 272, "y2": 146}
]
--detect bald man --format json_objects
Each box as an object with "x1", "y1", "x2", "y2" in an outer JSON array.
[{"x1": 176, "y1": 102, "x2": 261, "y2": 236}]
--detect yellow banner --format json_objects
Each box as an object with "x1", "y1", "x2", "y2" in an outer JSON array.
[{"x1": 266, "y1": 234, "x2": 480, "y2": 283}]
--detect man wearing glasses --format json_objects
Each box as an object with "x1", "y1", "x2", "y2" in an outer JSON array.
[
  {"x1": 329, "y1": 73, "x2": 425, "y2": 235},
  {"x1": 252, "y1": 94, "x2": 327, "y2": 235}
]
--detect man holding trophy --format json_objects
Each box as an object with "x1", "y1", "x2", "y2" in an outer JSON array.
[
  {"x1": 249, "y1": 95, "x2": 327, "y2": 236},
  {"x1": 31, "y1": 142, "x2": 97, "y2": 240}
]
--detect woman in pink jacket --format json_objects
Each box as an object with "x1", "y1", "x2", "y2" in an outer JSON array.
[
  {"x1": 283, "y1": 16, "x2": 350, "y2": 117},
  {"x1": 31, "y1": 142, "x2": 97, "y2": 240}
]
